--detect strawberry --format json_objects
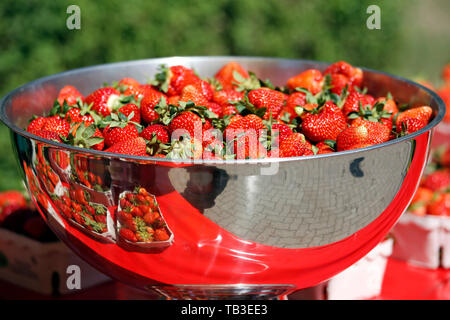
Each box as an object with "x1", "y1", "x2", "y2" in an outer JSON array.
[
  {"x1": 84, "y1": 87, "x2": 121, "y2": 117},
  {"x1": 120, "y1": 228, "x2": 138, "y2": 242},
  {"x1": 336, "y1": 118, "x2": 390, "y2": 151},
  {"x1": 154, "y1": 228, "x2": 170, "y2": 241},
  {"x1": 328, "y1": 73, "x2": 349, "y2": 95},
  {"x1": 64, "y1": 108, "x2": 95, "y2": 125},
  {"x1": 316, "y1": 141, "x2": 335, "y2": 154},
  {"x1": 27, "y1": 117, "x2": 47, "y2": 133},
  {"x1": 301, "y1": 101, "x2": 347, "y2": 142},
  {"x1": 224, "y1": 114, "x2": 267, "y2": 141},
  {"x1": 247, "y1": 88, "x2": 286, "y2": 120},
  {"x1": 42, "y1": 116, "x2": 70, "y2": 137},
  {"x1": 422, "y1": 170, "x2": 450, "y2": 192},
  {"x1": 213, "y1": 89, "x2": 244, "y2": 116},
  {"x1": 285, "y1": 91, "x2": 306, "y2": 110},
  {"x1": 168, "y1": 95, "x2": 180, "y2": 106},
  {"x1": 409, "y1": 187, "x2": 434, "y2": 216},
  {"x1": 152, "y1": 65, "x2": 200, "y2": 96},
  {"x1": 169, "y1": 111, "x2": 203, "y2": 139},
  {"x1": 395, "y1": 106, "x2": 432, "y2": 134},
  {"x1": 118, "y1": 103, "x2": 141, "y2": 123},
  {"x1": 204, "y1": 102, "x2": 222, "y2": 118},
  {"x1": 286, "y1": 69, "x2": 324, "y2": 94},
  {"x1": 342, "y1": 91, "x2": 374, "y2": 118},
  {"x1": 324, "y1": 61, "x2": 363, "y2": 89},
  {"x1": 271, "y1": 122, "x2": 293, "y2": 147},
  {"x1": 118, "y1": 77, "x2": 141, "y2": 91},
  {"x1": 279, "y1": 133, "x2": 312, "y2": 157},
  {"x1": 57, "y1": 85, "x2": 83, "y2": 106},
  {"x1": 123, "y1": 84, "x2": 154, "y2": 98},
  {"x1": 105, "y1": 137, "x2": 147, "y2": 156},
  {"x1": 65, "y1": 122, "x2": 105, "y2": 150},
  {"x1": 214, "y1": 61, "x2": 249, "y2": 90},
  {"x1": 140, "y1": 124, "x2": 170, "y2": 144},
  {"x1": 103, "y1": 124, "x2": 139, "y2": 148},
  {"x1": 140, "y1": 88, "x2": 167, "y2": 124},
  {"x1": 427, "y1": 193, "x2": 450, "y2": 216},
  {"x1": 180, "y1": 84, "x2": 209, "y2": 105}
]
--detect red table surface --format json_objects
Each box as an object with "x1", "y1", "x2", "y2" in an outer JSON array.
[{"x1": 0, "y1": 257, "x2": 448, "y2": 300}]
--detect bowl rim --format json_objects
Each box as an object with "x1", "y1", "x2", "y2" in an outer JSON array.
[{"x1": 0, "y1": 56, "x2": 446, "y2": 165}]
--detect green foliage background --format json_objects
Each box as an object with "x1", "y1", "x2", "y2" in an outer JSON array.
[{"x1": 0, "y1": 0, "x2": 448, "y2": 191}]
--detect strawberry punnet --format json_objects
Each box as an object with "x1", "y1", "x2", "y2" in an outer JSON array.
[{"x1": 25, "y1": 61, "x2": 434, "y2": 159}]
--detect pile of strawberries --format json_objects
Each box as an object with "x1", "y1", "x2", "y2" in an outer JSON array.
[
  {"x1": 117, "y1": 187, "x2": 171, "y2": 243},
  {"x1": 53, "y1": 185, "x2": 108, "y2": 234},
  {"x1": 409, "y1": 145, "x2": 450, "y2": 217},
  {"x1": 26, "y1": 61, "x2": 433, "y2": 160},
  {"x1": 70, "y1": 155, "x2": 106, "y2": 192}
]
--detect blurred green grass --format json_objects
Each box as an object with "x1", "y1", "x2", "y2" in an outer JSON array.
[{"x1": 0, "y1": 0, "x2": 448, "y2": 191}]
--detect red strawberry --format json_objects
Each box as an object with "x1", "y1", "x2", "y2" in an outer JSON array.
[
  {"x1": 180, "y1": 84, "x2": 208, "y2": 105},
  {"x1": 64, "y1": 108, "x2": 95, "y2": 125},
  {"x1": 285, "y1": 91, "x2": 306, "y2": 110},
  {"x1": 395, "y1": 106, "x2": 432, "y2": 134},
  {"x1": 105, "y1": 137, "x2": 147, "y2": 156},
  {"x1": 154, "y1": 228, "x2": 170, "y2": 241},
  {"x1": 168, "y1": 95, "x2": 180, "y2": 106},
  {"x1": 409, "y1": 187, "x2": 434, "y2": 216},
  {"x1": 140, "y1": 124, "x2": 170, "y2": 143},
  {"x1": 68, "y1": 122, "x2": 105, "y2": 150},
  {"x1": 271, "y1": 122, "x2": 293, "y2": 147},
  {"x1": 316, "y1": 141, "x2": 335, "y2": 154},
  {"x1": 427, "y1": 193, "x2": 450, "y2": 216},
  {"x1": 85, "y1": 87, "x2": 121, "y2": 117},
  {"x1": 204, "y1": 102, "x2": 222, "y2": 118},
  {"x1": 328, "y1": 73, "x2": 350, "y2": 95},
  {"x1": 213, "y1": 89, "x2": 244, "y2": 116},
  {"x1": 103, "y1": 124, "x2": 139, "y2": 148},
  {"x1": 165, "y1": 65, "x2": 200, "y2": 96},
  {"x1": 120, "y1": 228, "x2": 138, "y2": 242},
  {"x1": 342, "y1": 91, "x2": 374, "y2": 117},
  {"x1": 422, "y1": 170, "x2": 450, "y2": 192},
  {"x1": 279, "y1": 133, "x2": 312, "y2": 157},
  {"x1": 286, "y1": 69, "x2": 324, "y2": 94},
  {"x1": 118, "y1": 77, "x2": 141, "y2": 90},
  {"x1": 324, "y1": 61, "x2": 363, "y2": 89},
  {"x1": 224, "y1": 114, "x2": 267, "y2": 141},
  {"x1": 42, "y1": 116, "x2": 70, "y2": 137},
  {"x1": 247, "y1": 88, "x2": 286, "y2": 120},
  {"x1": 169, "y1": 111, "x2": 203, "y2": 138},
  {"x1": 336, "y1": 118, "x2": 390, "y2": 151},
  {"x1": 123, "y1": 84, "x2": 154, "y2": 98},
  {"x1": 301, "y1": 101, "x2": 346, "y2": 142},
  {"x1": 27, "y1": 117, "x2": 47, "y2": 133},
  {"x1": 118, "y1": 103, "x2": 141, "y2": 123},
  {"x1": 214, "y1": 61, "x2": 249, "y2": 90},
  {"x1": 57, "y1": 85, "x2": 83, "y2": 106},
  {"x1": 140, "y1": 89, "x2": 167, "y2": 124}
]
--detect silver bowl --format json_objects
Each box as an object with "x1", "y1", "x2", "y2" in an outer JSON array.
[{"x1": 0, "y1": 57, "x2": 445, "y2": 299}]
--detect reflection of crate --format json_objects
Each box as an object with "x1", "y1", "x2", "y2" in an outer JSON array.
[
  {"x1": 0, "y1": 228, "x2": 110, "y2": 295},
  {"x1": 72, "y1": 182, "x2": 114, "y2": 207},
  {"x1": 391, "y1": 213, "x2": 449, "y2": 269},
  {"x1": 116, "y1": 191, "x2": 173, "y2": 253}
]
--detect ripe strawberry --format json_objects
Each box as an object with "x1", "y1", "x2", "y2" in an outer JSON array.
[
  {"x1": 271, "y1": 122, "x2": 293, "y2": 147},
  {"x1": 118, "y1": 77, "x2": 141, "y2": 90},
  {"x1": 409, "y1": 187, "x2": 434, "y2": 216},
  {"x1": 336, "y1": 118, "x2": 390, "y2": 151},
  {"x1": 105, "y1": 137, "x2": 147, "y2": 156},
  {"x1": 213, "y1": 89, "x2": 244, "y2": 116},
  {"x1": 427, "y1": 193, "x2": 450, "y2": 216},
  {"x1": 57, "y1": 85, "x2": 83, "y2": 106},
  {"x1": 395, "y1": 106, "x2": 432, "y2": 134},
  {"x1": 214, "y1": 61, "x2": 249, "y2": 90},
  {"x1": 168, "y1": 95, "x2": 180, "y2": 106},
  {"x1": 286, "y1": 69, "x2": 324, "y2": 94},
  {"x1": 163, "y1": 65, "x2": 200, "y2": 96},
  {"x1": 247, "y1": 88, "x2": 286, "y2": 120},
  {"x1": 285, "y1": 91, "x2": 306, "y2": 110},
  {"x1": 279, "y1": 133, "x2": 312, "y2": 157},
  {"x1": 342, "y1": 91, "x2": 374, "y2": 117},
  {"x1": 140, "y1": 124, "x2": 170, "y2": 143},
  {"x1": 301, "y1": 101, "x2": 347, "y2": 142},
  {"x1": 193, "y1": 79, "x2": 214, "y2": 101},
  {"x1": 117, "y1": 210, "x2": 133, "y2": 225},
  {"x1": 123, "y1": 84, "x2": 154, "y2": 98},
  {"x1": 315, "y1": 141, "x2": 335, "y2": 154},
  {"x1": 103, "y1": 124, "x2": 139, "y2": 148},
  {"x1": 27, "y1": 117, "x2": 47, "y2": 133},
  {"x1": 120, "y1": 228, "x2": 138, "y2": 242},
  {"x1": 169, "y1": 111, "x2": 203, "y2": 138},
  {"x1": 180, "y1": 84, "x2": 209, "y2": 105},
  {"x1": 204, "y1": 102, "x2": 222, "y2": 117},
  {"x1": 67, "y1": 122, "x2": 105, "y2": 150},
  {"x1": 64, "y1": 108, "x2": 95, "y2": 125},
  {"x1": 118, "y1": 103, "x2": 141, "y2": 123},
  {"x1": 422, "y1": 170, "x2": 450, "y2": 192},
  {"x1": 140, "y1": 88, "x2": 167, "y2": 124},
  {"x1": 154, "y1": 228, "x2": 170, "y2": 241},
  {"x1": 84, "y1": 87, "x2": 121, "y2": 117},
  {"x1": 224, "y1": 114, "x2": 267, "y2": 141},
  {"x1": 42, "y1": 116, "x2": 70, "y2": 137},
  {"x1": 324, "y1": 61, "x2": 363, "y2": 88},
  {"x1": 328, "y1": 73, "x2": 349, "y2": 95}
]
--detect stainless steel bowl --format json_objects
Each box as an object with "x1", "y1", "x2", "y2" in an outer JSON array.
[{"x1": 0, "y1": 57, "x2": 445, "y2": 299}]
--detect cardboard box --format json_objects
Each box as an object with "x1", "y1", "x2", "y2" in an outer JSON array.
[{"x1": 0, "y1": 228, "x2": 110, "y2": 295}]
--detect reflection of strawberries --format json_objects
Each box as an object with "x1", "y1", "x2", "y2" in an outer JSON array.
[{"x1": 427, "y1": 193, "x2": 450, "y2": 216}]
